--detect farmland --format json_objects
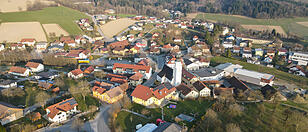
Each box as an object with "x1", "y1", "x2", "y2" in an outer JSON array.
[
  {"x1": 195, "y1": 13, "x2": 308, "y2": 40},
  {"x1": 241, "y1": 25, "x2": 286, "y2": 36},
  {"x1": 100, "y1": 18, "x2": 136, "y2": 38},
  {"x1": 43, "y1": 24, "x2": 69, "y2": 37},
  {"x1": 0, "y1": 6, "x2": 90, "y2": 35},
  {"x1": 0, "y1": 0, "x2": 55, "y2": 13},
  {"x1": 0, "y1": 22, "x2": 47, "y2": 42}
]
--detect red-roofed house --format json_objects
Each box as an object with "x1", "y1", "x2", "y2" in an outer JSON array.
[
  {"x1": 84, "y1": 66, "x2": 94, "y2": 74},
  {"x1": 68, "y1": 69, "x2": 84, "y2": 79},
  {"x1": 113, "y1": 63, "x2": 152, "y2": 79},
  {"x1": 45, "y1": 98, "x2": 78, "y2": 123},
  {"x1": 25, "y1": 62, "x2": 44, "y2": 72},
  {"x1": 129, "y1": 72, "x2": 144, "y2": 86},
  {"x1": 65, "y1": 50, "x2": 90, "y2": 59},
  {"x1": 8, "y1": 66, "x2": 30, "y2": 77},
  {"x1": 92, "y1": 84, "x2": 125, "y2": 104},
  {"x1": 131, "y1": 85, "x2": 155, "y2": 106},
  {"x1": 10, "y1": 44, "x2": 26, "y2": 50},
  {"x1": 20, "y1": 38, "x2": 36, "y2": 46}
]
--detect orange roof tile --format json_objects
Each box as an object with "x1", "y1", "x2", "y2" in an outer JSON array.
[
  {"x1": 129, "y1": 72, "x2": 144, "y2": 80},
  {"x1": 9, "y1": 66, "x2": 27, "y2": 74},
  {"x1": 113, "y1": 63, "x2": 151, "y2": 73},
  {"x1": 25, "y1": 62, "x2": 40, "y2": 68},
  {"x1": 69, "y1": 69, "x2": 83, "y2": 76},
  {"x1": 131, "y1": 85, "x2": 153, "y2": 101}
]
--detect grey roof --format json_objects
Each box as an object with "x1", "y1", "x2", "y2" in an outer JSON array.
[
  {"x1": 154, "y1": 82, "x2": 174, "y2": 91},
  {"x1": 183, "y1": 58, "x2": 193, "y2": 65},
  {"x1": 153, "y1": 122, "x2": 182, "y2": 132},
  {"x1": 176, "y1": 114, "x2": 195, "y2": 122},
  {"x1": 190, "y1": 67, "x2": 223, "y2": 77},
  {"x1": 0, "y1": 79, "x2": 16, "y2": 85},
  {"x1": 37, "y1": 71, "x2": 58, "y2": 78},
  {"x1": 158, "y1": 65, "x2": 173, "y2": 80}
]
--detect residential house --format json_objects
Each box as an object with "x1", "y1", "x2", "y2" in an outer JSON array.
[
  {"x1": 215, "y1": 63, "x2": 243, "y2": 77},
  {"x1": 0, "y1": 44, "x2": 4, "y2": 51},
  {"x1": 234, "y1": 68, "x2": 274, "y2": 86},
  {"x1": 254, "y1": 48, "x2": 264, "y2": 56},
  {"x1": 0, "y1": 80, "x2": 17, "y2": 88},
  {"x1": 157, "y1": 62, "x2": 182, "y2": 86},
  {"x1": 153, "y1": 122, "x2": 184, "y2": 132},
  {"x1": 92, "y1": 85, "x2": 125, "y2": 104},
  {"x1": 107, "y1": 40, "x2": 129, "y2": 50},
  {"x1": 176, "y1": 83, "x2": 199, "y2": 99},
  {"x1": 68, "y1": 69, "x2": 84, "y2": 79},
  {"x1": 20, "y1": 38, "x2": 36, "y2": 46},
  {"x1": 226, "y1": 77, "x2": 250, "y2": 96},
  {"x1": 29, "y1": 112, "x2": 41, "y2": 122},
  {"x1": 222, "y1": 40, "x2": 233, "y2": 48},
  {"x1": 129, "y1": 72, "x2": 144, "y2": 86},
  {"x1": 8, "y1": 66, "x2": 30, "y2": 77},
  {"x1": 34, "y1": 71, "x2": 59, "y2": 80},
  {"x1": 113, "y1": 63, "x2": 152, "y2": 79},
  {"x1": 135, "y1": 39, "x2": 147, "y2": 48},
  {"x1": 278, "y1": 49, "x2": 287, "y2": 56},
  {"x1": 266, "y1": 49, "x2": 275, "y2": 57},
  {"x1": 47, "y1": 45, "x2": 64, "y2": 52},
  {"x1": 38, "y1": 81, "x2": 53, "y2": 90},
  {"x1": 65, "y1": 50, "x2": 90, "y2": 59},
  {"x1": 84, "y1": 66, "x2": 94, "y2": 74},
  {"x1": 189, "y1": 67, "x2": 224, "y2": 81},
  {"x1": 233, "y1": 46, "x2": 240, "y2": 54},
  {"x1": 173, "y1": 38, "x2": 182, "y2": 43},
  {"x1": 0, "y1": 102, "x2": 24, "y2": 125},
  {"x1": 131, "y1": 85, "x2": 155, "y2": 106},
  {"x1": 25, "y1": 62, "x2": 44, "y2": 72},
  {"x1": 242, "y1": 47, "x2": 252, "y2": 58},
  {"x1": 10, "y1": 44, "x2": 26, "y2": 50},
  {"x1": 182, "y1": 69, "x2": 198, "y2": 87},
  {"x1": 192, "y1": 81, "x2": 211, "y2": 97},
  {"x1": 35, "y1": 42, "x2": 48, "y2": 52},
  {"x1": 203, "y1": 80, "x2": 221, "y2": 88},
  {"x1": 46, "y1": 98, "x2": 78, "y2": 123}
]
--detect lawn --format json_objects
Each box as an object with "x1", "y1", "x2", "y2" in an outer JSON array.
[
  {"x1": 0, "y1": 6, "x2": 90, "y2": 35},
  {"x1": 116, "y1": 99, "x2": 214, "y2": 131},
  {"x1": 211, "y1": 56, "x2": 308, "y2": 89},
  {"x1": 195, "y1": 13, "x2": 308, "y2": 40},
  {"x1": 111, "y1": 14, "x2": 136, "y2": 18}
]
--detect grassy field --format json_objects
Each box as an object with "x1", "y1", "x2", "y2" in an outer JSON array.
[
  {"x1": 116, "y1": 99, "x2": 214, "y2": 132},
  {"x1": 196, "y1": 13, "x2": 308, "y2": 40},
  {"x1": 0, "y1": 6, "x2": 90, "y2": 35},
  {"x1": 211, "y1": 56, "x2": 308, "y2": 89}
]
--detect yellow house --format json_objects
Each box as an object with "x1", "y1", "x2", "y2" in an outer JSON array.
[
  {"x1": 113, "y1": 48, "x2": 129, "y2": 56},
  {"x1": 130, "y1": 46, "x2": 140, "y2": 54},
  {"x1": 92, "y1": 86, "x2": 124, "y2": 104},
  {"x1": 131, "y1": 85, "x2": 154, "y2": 106}
]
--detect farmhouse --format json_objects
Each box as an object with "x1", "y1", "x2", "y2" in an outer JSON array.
[
  {"x1": 25, "y1": 62, "x2": 44, "y2": 72},
  {"x1": 20, "y1": 38, "x2": 36, "y2": 46},
  {"x1": 68, "y1": 69, "x2": 84, "y2": 79},
  {"x1": 192, "y1": 81, "x2": 211, "y2": 97},
  {"x1": 113, "y1": 63, "x2": 152, "y2": 79},
  {"x1": 8, "y1": 66, "x2": 30, "y2": 77},
  {"x1": 234, "y1": 69, "x2": 274, "y2": 86},
  {"x1": 46, "y1": 98, "x2": 78, "y2": 123},
  {"x1": 176, "y1": 83, "x2": 199, "y2": 99}
]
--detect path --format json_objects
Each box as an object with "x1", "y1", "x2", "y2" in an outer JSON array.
[
  {"x1": 281, "y1": 103, "x2": 308, "y2": 113},
  {"x1": 121, "y1": 109, "x2": 150, "y2": 119}
]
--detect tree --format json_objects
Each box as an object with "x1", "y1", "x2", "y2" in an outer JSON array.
[
  {"x1": 69, "y1": 80, "x2": 90, "y2": 101},
  {"x1": 227, "y1": 103, "x2": 243, "y2": 118},
  {"x1": 71, "y1": 117, "x2": 84, "y2": 132},
  {"x1": 226, "y1": 123, "x2": 241, "y2": 132},
  {"x1": 1, "y1": 87, "x2": 25, "y2": 97},
  {"x1": 35, "y1": 91, "x2": 51, "y2": 108},
  {"x1": 226, "y1": 48, "x2": 232, "y2": 58},
  {"x1": 64, "y1": 43, "x2": 69, "y2": 51}
]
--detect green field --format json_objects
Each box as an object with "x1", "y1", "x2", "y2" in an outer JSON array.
[
  {"x1": 196, "y1": 13, "x2": 308, "y2": 40},
  {"x1": 0, "y1": 6, "x2": 90, "y2": 35},
  {"x1": 211, "y1": 56, "x2": 308, "y2": 89}
]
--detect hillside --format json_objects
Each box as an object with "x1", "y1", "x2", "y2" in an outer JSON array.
[
  {"x1": 0, "y1": 6, "x2": 90, "y2": 35},
  {"x1": 86, "y1": 0, "x2": 308, "y2": 19}
]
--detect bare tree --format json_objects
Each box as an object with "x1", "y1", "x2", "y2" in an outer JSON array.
[
  {"x1": 69, "y1": 80, "x2": 90, "y2": 101},
  {"x1": 35, "y1": 91, "x2": 51, "y2": 108},
  {"x1": 226, "y1": 123, "x2": 241, "y2": 132}
]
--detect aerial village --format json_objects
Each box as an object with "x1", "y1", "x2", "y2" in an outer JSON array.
[{"x1": 0, "y1": 8, "x2": 308, "y2": 132}]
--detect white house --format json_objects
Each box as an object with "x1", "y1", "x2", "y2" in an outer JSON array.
[
  {"x1": 113, "y1": 63, "x2": 152, "y2": 79},
  {"x1": 193, "y1": 81, "x2": 211, "y2": 97},
  {"x1": 46, "y1": 98, "x2": 78, "y2": 123},
  {"x1": 8, "y1": 66, "x2": 30, "y2": 77},
  {"x1": 176, "y1": 84, "x2": 199, "y2": 99},
  {"x1": 0, "y1": 80, "x2": 17, "y2": 88},
  {"x1": 242, "y1": 52, "x2": 252, "y2": 58},
  {"x1": 35, "y1": 42, "x2": 48, "y2": 52},
  {"x1": 68, "y1": 69, "x2": 84, "y2": 79},
  {"x1": 222, "y1": 27, "x2": 229, "y2": 35},
  {"x1": 222, "y1": 40, "x2": 234, "y2": 48},
  {"x1": 25, "y1": 62, "x2": 44, "y2": 72},
  {"x1": 20, "y1": 38, "x2": 36, "y2": 46},
  {"x1": 0, "y1": 44, "x2": 5, "y2": 51}
]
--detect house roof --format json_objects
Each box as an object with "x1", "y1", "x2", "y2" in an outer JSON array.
[
  {"x1": 9, "y1": 66, "x2": 27, "y2": 74},
  {"x1": 182, "y1": 69, "x2": 195, "y2": 81},
  {"x1": 176, "y1": 83, "x2": 194, "y2": 96},
  {"x1": 69, "y1": 69, "x2": 83, "y2": 76},
  {"x1": 20, "y1": 38, "x2": 35, "y2": 42},
  {"x1": 158, "y1": 65, "x2": 173, "y2": 81},
  {"x1": 38, "y1": 81, "x2": 53, "y2": 89},
  {"x1": 131, "y1": 85, "x2": 153, "y2": 101},
  {"x1": 108, "y1": 40, "x2": 129, "y2": 49},
  {"x1": 113, "y1": 63, "x2": 151, "y2": 73},
  {"x1": 234, "y1": 68, "x2": 274, "y2": 80},
  {"x1": 261, "y1": 85, "x2": 277, "y2": 99},
  {"x1": 226, "y1": 77, "x2": 250, "y2": 92},
  {"x1": 25, "y1": 62, "x2": 41, "y2": 68},
  {"x1": 46, "y1": 98, "x2": 78, "y2": 119},
  {"x1": 0, "y1": 79, "x2": 17, "y2": 85},
  {"x1": 192, "y1": 81, "x2": 208, "y2": 92},
  {"x1": 153, "y1": 122, "x2": 182, "y2": 132},
  {"x1": 152, "y1": 83, "x2": 176, "y2": 99},
  {"x1": 110, "y1": 77, "x2": 128, "y2": 84},
  {"x1": 84, "y1": 66, "x2": 94, "y2": 73},
  {"x1": 106, "y1": 74, "x2": 128, "y2": 80},
  {"x1": 129, "y1": 72, "x2": 144, "y2": 80},
  {"x1": 190, "y1": 67, "x2": 223, "y2": 78},
  {"x1": 106, "y1": 86, "x2": 124, "y2": 98}
]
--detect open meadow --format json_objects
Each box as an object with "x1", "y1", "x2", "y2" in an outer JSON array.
[
  {"x1": 0, "y1": 0, "x2": 55, "y2": 13},
  {"x1": 100, "y1": 18, "x2": 136, "y2": 38},
  {"x1": 241, "y1": 25, "x2": 286, "y2": 36},
  {"x1": 0, "y1": 6, "x2": 90, "y2": 35},
  {"x1": 195, "y1": 13, "x2": 308, "y2": 40},
  {"x1": 43, "y1": 24, "x2": 69, "y2": 37},
  {"x1": 0, "y1": 22, "x2": 47, "y2": 42}
]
